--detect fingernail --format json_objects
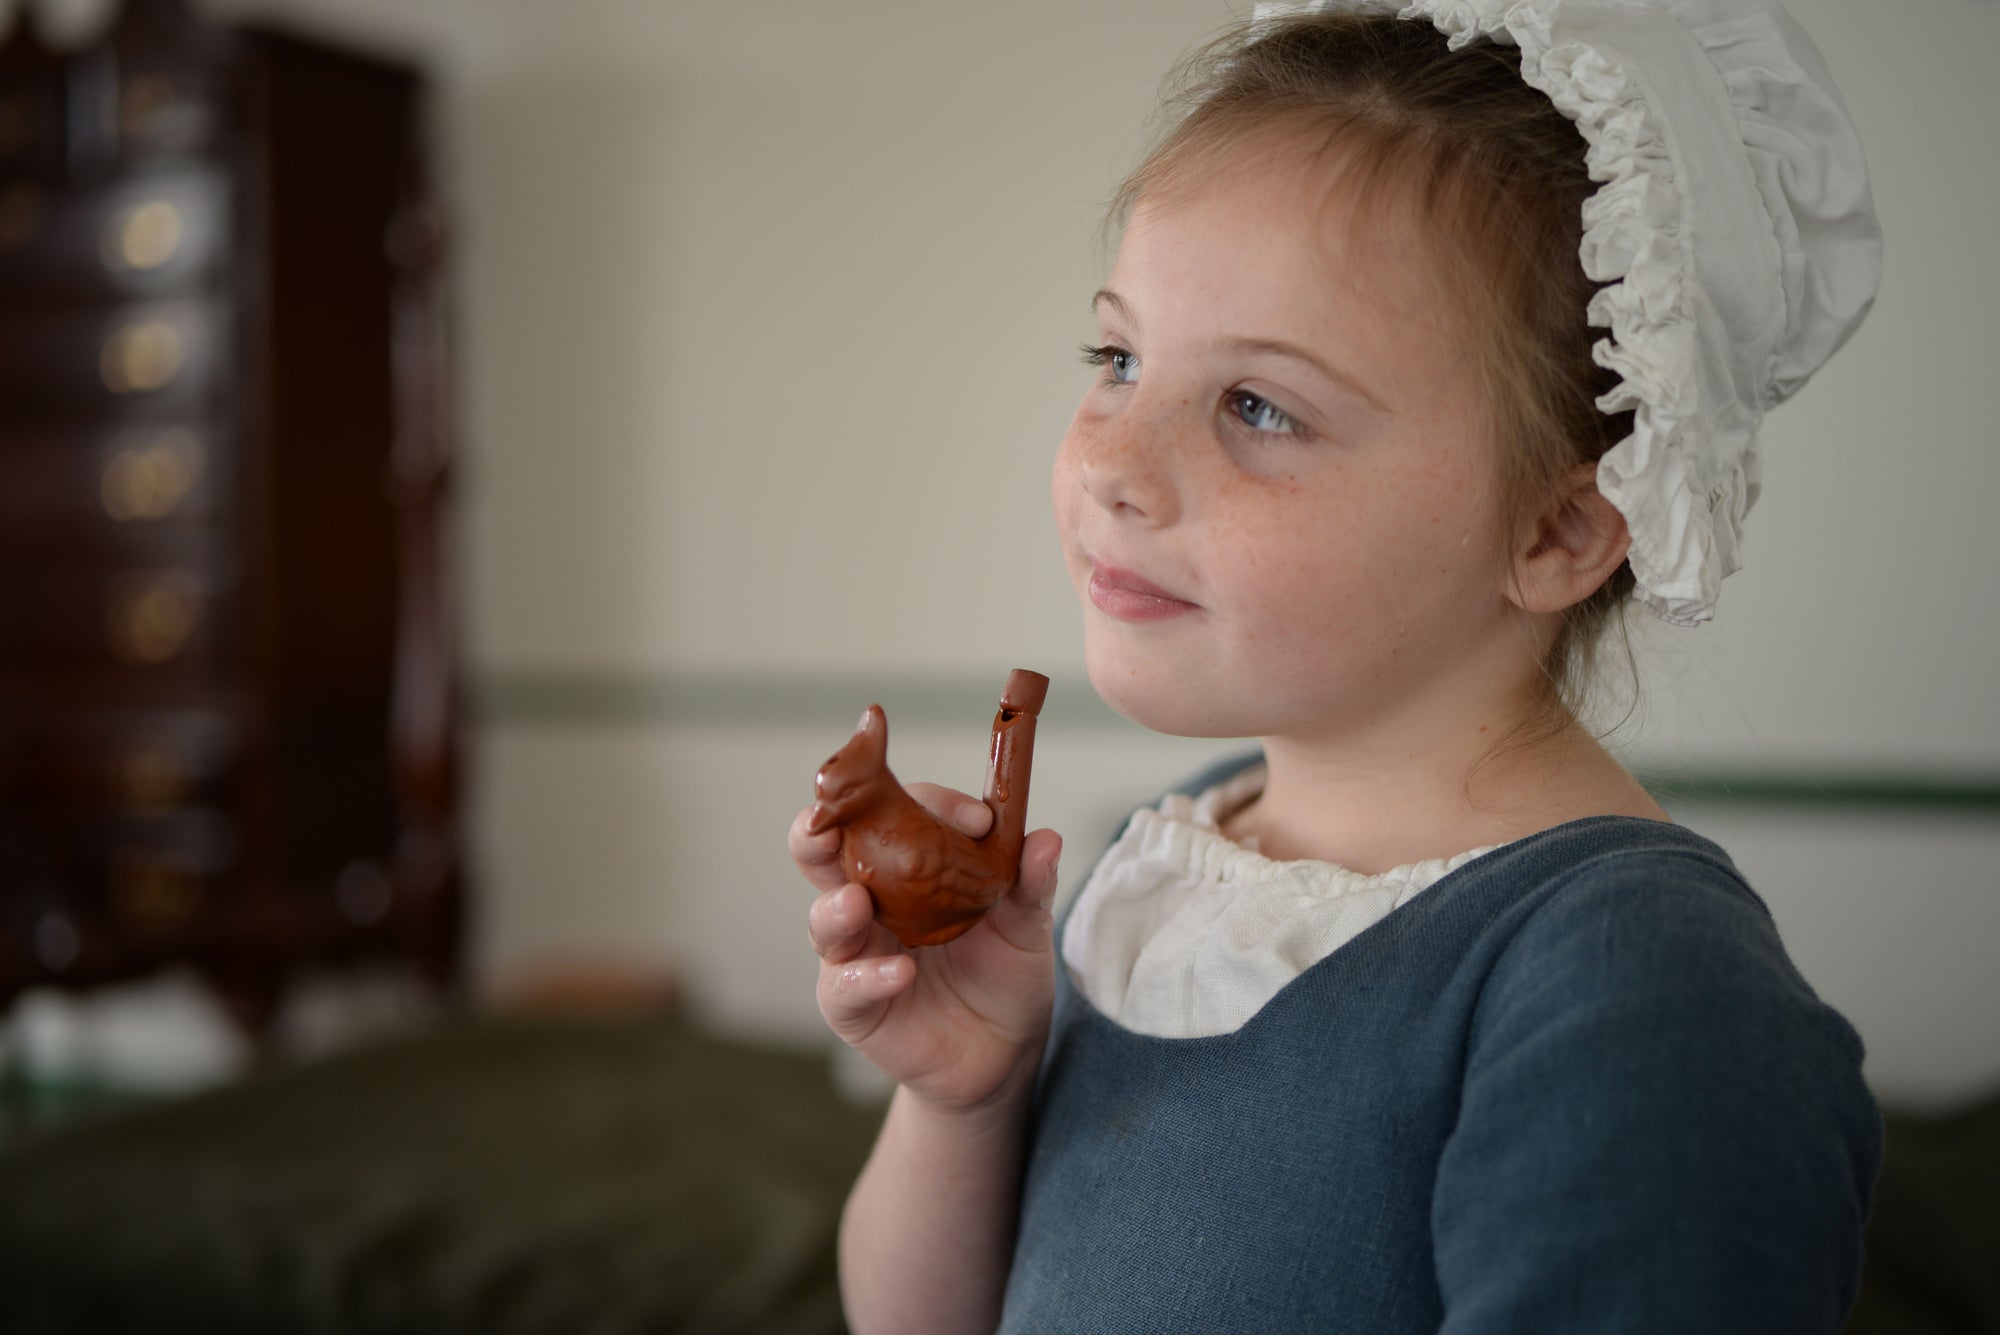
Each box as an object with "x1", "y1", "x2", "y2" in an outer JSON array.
[
  {"x1": 875, "y1": 959, "x2": 902, "y2": 983},
  {"x1": 1040, "y1": 858, "x2": 1060, "y2": 911}
]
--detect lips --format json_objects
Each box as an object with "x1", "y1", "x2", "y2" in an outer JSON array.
[{"x1": 1087, "y1": 560, "x2": 1199, "y2": 622}]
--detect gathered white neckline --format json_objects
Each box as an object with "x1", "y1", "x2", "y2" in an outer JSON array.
[{"x1": 1061, "y1": 765, "x2": 1496, "y2": 1039}]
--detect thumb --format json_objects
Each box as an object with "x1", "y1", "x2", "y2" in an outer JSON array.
[{"x1": 986, "y1": 829, "x2": 1062, "y2": 949}]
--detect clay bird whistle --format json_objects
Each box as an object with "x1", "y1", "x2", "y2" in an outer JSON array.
[{"x1": 807, "y1": 669, "x2": 1049, "y2": 948}]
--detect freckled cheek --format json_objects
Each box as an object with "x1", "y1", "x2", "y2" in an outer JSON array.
[
  {"x1": 1203, "y1": 501, "x2": 1363, "y2": 621},
  {"x1": 1051, "y1": 485, "x2": 1101, "y2": 604},
  {"x1": 1231, "y1": 501, "x2": 1437, "y2": 661}
]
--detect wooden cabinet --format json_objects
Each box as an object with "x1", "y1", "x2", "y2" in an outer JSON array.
[{"x1": 0, "y1": 0, "x2": 460, "y2": 1029}]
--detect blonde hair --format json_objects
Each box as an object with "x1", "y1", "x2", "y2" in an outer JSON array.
[{"x1": 1108, "y1": 11, "x2": 1637, "y2": 716}]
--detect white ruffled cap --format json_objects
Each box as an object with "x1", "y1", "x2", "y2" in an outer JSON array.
[{"x1": 1246, "y1": 0, "x2": 1882, "y2": 624}]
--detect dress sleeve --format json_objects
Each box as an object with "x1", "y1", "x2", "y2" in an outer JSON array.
[{"x1": 1431, "y1": 849, "x2": 1881, "y2": 1334}]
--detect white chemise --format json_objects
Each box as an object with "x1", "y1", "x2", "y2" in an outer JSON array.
[{"x1": 1061, "y1": 765, "x2": 1496, "y2": 1039}]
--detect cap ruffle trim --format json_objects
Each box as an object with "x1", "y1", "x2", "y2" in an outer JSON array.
[
  {"x1": 1250, "y1": 0, "x2": 1750, "y2": 623},
  {"x1": 1396, "y1": 0, "x2": 1736, "y2": 625}
]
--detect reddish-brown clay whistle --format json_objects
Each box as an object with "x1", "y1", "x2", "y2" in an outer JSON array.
[{"x1": 807, "y1": 669, "x2": 1049, "y2": 948}]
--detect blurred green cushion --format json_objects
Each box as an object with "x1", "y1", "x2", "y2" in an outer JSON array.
[{"x1": 0, "y1": 1015, "x2": 881, "y2": 1334}]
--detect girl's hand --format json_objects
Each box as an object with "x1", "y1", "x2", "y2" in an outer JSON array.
[{"x1": 789, "y1": 784, "x2": 1062, "y2": 1113}]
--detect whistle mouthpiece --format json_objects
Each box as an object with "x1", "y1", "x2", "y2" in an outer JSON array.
[{"x1": 1000, "y1": 669, "x2": 1049, "y2": 717}]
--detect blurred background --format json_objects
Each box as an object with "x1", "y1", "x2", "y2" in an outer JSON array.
[
  {"x1": 2, "y1": 0, "x2": 1996, "y2": 1101},
  {"x1": 0, "y1": 0, "x2": 1994, "y2": 1324}
]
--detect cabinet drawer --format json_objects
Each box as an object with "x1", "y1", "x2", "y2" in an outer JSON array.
[
  {"x1": 0, "y1": 298, "x2": 234, "y2": 417},
  {"x1": 0, "y1": 423, "x2": 232, "y2": 538},
  {"x1": 73, "y1": 806, "x2": 239, "y2": 938},
  {"x1": 0, "y1": 165, "x2": 233, "y2": 297},
  {"x1": 0, "y1": 564, "x2": 236, "y2": 688},
  {"x1": 113, "y1": 61, "x2": 233, "y2": 161},
  {"x1": 0, "y1": 806, "x2": 238, "y2": 970},
  {"x1": 0, "y1": 709, "x2": 238, "y2": 812}
]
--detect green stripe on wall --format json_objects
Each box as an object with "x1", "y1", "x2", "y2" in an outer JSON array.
[
  {"x1": 1640, "y1": 774, "x2": 2000, "y2": 812},
  {"x1": 471, "y1": 670, "x2": 2000, "y2": 812}
]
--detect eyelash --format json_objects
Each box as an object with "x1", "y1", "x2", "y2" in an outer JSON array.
[
  {"x1": 1078, "y1": 342, "x2": 1306, "y2": 438},
  {"x1": 1078, "y1": 342, "x2": 1136, "y2": 382}
]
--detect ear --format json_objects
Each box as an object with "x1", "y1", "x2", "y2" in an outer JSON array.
[{"x1": 1507, "y1": 464, "x2": 1631, "y2": 615}]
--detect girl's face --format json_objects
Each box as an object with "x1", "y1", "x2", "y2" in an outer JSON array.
[{"x1": 1052, "y1": 141, "x2": 1528, "y2": 744}]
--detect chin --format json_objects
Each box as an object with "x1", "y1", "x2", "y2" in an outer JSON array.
[{"x1": 1084, "y1": 649, "x2": 1250, "y2": 740}]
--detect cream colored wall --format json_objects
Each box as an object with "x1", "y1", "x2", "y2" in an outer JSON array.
[
  {"x1": 424, "y1": 0, "x2": 1254, "y2": 1038},
  {"x1": 17, "y1": 0, "x2": 1999, "y2": 1105}
]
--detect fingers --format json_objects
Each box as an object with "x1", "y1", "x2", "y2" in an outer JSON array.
[
  {"x1": 904, "y1": 782, "x2": 993, "y2": 838},
  {"x1": 809, "y1": 882, "x2": 915, "y2": 1031},
  {"x1": 1014, "y1": 828, "x2": 1064, "y2": 908},
  {"x1": 807, "y1": 882, "x2": 886, "y2": 965},
  {"x1": 819, "y1": 952, "x2": 914, "y2": 1032},
  {"x1": 788, "y1": 805, "x2": 852, "y2": 894}
]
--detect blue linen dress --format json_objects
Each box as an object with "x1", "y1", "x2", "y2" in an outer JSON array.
[{"x1": 996, "y1": 761, "x2": 1879, "y2": 1333}]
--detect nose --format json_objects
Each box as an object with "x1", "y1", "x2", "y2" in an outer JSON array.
[{"x1": 1069, "y1": 397, "x2": 1182, "y2": 526}]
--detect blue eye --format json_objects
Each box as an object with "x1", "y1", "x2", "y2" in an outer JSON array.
[
  {"x1": 1228, "y1": 390, "x2": 1300, "y2": 435},
  {"x1": 1079, "y1": 343, "x2": 1138, "y2": 385}
]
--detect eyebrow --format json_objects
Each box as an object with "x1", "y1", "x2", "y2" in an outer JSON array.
[
  {"x1": 1091, "y1": 287, "x2": 1388, "y2": 414},
  {"x1": 1091, "y1": 288, "x2": 1136, "y2": 326}
]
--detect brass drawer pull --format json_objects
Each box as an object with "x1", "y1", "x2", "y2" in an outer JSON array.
[
  {"x1": 106, "y1": 572, "x2": 201, "y2": 664},
  {"x1": 102, "y1": 198, "x2": 185, "y2": 272},
  {"x1": 101, "y1": 428, "x2": 206, "y2": 521},
  {"x1": 100, "y1": 318, "x2": 185, "y2": 394}
]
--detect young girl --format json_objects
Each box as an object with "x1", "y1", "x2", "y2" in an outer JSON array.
[{"x1": 791, "y1": 1, "x2": 1883, "y2": 1330}]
